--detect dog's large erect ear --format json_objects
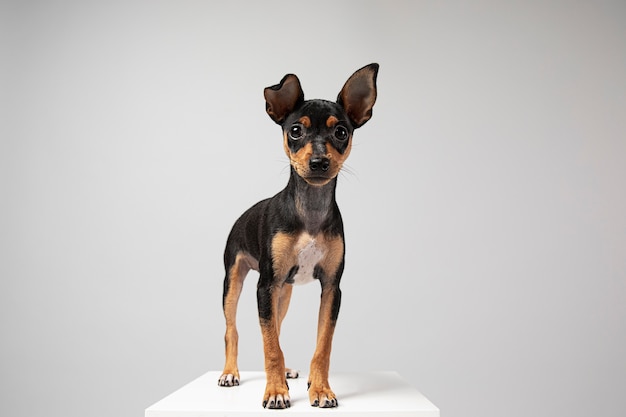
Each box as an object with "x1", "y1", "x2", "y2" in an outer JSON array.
[
  {"x1": 264, "y1": 74, "x2": 304, "y2": 124},
  {"x1": 337, "y1": 63, "x2": 379, "y2": 128}
]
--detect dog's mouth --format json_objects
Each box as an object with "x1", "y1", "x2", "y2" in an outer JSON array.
[{"x1": 303, "y1": 175, "x2": 335, "y2": 186}]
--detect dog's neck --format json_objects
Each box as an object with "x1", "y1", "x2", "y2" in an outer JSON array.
[{"x1": 287, "y1": 168, "x2": 337, "y2": 234}]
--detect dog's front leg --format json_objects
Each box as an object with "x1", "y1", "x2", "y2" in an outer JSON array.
[
  {"x1": 308, "y1": 281, "x2": 342, "y2": 408},
  {"x1": 257, "y1": 282, "x2": 290, "y2": 409}
]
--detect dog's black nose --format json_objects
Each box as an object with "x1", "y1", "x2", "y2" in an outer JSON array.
[{"x1": 309, "y1": 157, "x2": 330, "y2": 172}]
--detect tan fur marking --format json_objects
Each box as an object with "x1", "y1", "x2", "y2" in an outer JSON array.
[
  {"x1": 276, "y1": 284, "x2": 293, "y2": 335},
  {"x1": 326, "y1": 115, "x2": 339, "y2": 128},
  {"x1": 221, "y1": 251, "x2": 255, "y2": 381},
  {"x1": 271, "y1": 232, "x2": 298, "y2": 280},
  {"x1": 289, "y1": 142, "x2": 314, "y2": 179},
  {"x1": 326, "y1": 139, "x2": 352, "y2": 178},
  {"x1": 288, "y1": 140, "x2": 353, "y2": 186},
  {"x1": 283, "y1": 132, "x2": 313, "y2": 180},
  {"x1": 318, "y1": 234, "x2": 344, "y2": 279},
  {"x1": 260, "y1": 287, "x2": 289, "y2": 406},
  {"x1": 298, "y1": 116, "x2": 311, "y2": 128},
  {"x1": 308, "y1": 285, "x2": 338, "y2": 406},
  {"x1": 260, "y1": 291, "x2": 285, "y2": 366},
  {"x1": 271, "y1": 232, "x2": 344, "y2": 283}
]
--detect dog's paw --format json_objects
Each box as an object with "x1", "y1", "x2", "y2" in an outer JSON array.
[
  {"x1": 308, "y1": 384, "x2": 338, "y2": 408},
  {"x1": 285, "y1": 368, "x2": 299, "y2": 379},
  {"x1": 217, "y1": 373, "x2": 239, "y2": 387},
  {"x1": 262, "y1": 382, "x2": 291, "y2": 409}
]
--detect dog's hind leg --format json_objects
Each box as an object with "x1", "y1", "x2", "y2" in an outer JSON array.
[
  {"x1": 276, "y1": 284, "x2": 299, "y2": 379},
  {"x1": 218, "y1": 252, "x2": 252, "y2": 387}
]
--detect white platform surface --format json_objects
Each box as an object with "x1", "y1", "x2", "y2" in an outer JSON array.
[{"x1": 146, "y1": 371, "x2": 439, "y2": 416}]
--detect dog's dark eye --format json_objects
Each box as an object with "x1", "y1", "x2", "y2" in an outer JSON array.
[
  {"x1": 334, "y1": 126, "x2": 348, "y2": 141},
  {"x1": 289, "y1": 125, "x2": 304, "y2": 140}
]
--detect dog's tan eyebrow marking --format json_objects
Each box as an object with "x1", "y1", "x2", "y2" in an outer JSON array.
[
  {"x1": 298, "y1": 116, "x2": 311, "y2": 128},
  {"x1": 326, "y1": 116, "x2": 339, "y2": 128}
]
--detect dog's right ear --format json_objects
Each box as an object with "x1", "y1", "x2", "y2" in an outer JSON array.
[
  {"x1": 337, "y1": 63, "x2": 378, "y2": 128},
  {"x1": 264, "y1": 74, "x2": 304, "y2": 125}
]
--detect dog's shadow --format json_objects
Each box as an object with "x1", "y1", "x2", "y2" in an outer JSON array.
[{"x1": 335, "y1": 372, "x2": 402, "y2": 401}]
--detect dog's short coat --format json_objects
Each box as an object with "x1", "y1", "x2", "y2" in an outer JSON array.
[{"x1": 218, "y1": 64, "x2": 379, "y2": 409}]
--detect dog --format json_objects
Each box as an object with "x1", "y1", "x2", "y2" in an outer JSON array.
[{"x1": 218, "y1": 63, "x2": 378, "y2": 409}]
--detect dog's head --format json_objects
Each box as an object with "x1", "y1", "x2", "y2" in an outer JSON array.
[{"x1": 264, "y1": 64, "x2": 378, "y2": 186}]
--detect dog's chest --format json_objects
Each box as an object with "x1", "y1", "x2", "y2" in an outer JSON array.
[{"x1": 291, "y1": 234, "x2": 325, "y2": 285}]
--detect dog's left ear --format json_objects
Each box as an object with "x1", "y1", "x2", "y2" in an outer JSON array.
[
  {"x1": 337, "y1": 63, "x2": 379, "y2": 128},
  {"x1": 264, "y1": 74, "x2": 305, "y2": 124}
]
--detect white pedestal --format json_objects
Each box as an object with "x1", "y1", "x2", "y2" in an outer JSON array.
[{"x1": 146, "y1": 371, "x2": 439, "y2": 416}]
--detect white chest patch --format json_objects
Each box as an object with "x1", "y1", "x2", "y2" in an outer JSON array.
[{"x1": 292, "y1": 235, "x2": 325, "y2": 285}]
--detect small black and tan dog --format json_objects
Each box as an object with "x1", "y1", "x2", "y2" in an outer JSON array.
[{"x1": 218, "y1": 64, "x2": 378, "y2": 409}]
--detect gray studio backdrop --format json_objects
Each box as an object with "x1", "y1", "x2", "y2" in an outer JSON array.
[{"x1": 2, "y1": 1, "x2": 625, "y2": 417}]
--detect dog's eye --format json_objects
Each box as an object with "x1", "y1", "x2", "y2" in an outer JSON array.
[
  {"x1": 289, "y1": 125, "x2": 304, "y2": 140},
  {"x1": 334, "y1": 126, "x2": 348, "y2": 141}
]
